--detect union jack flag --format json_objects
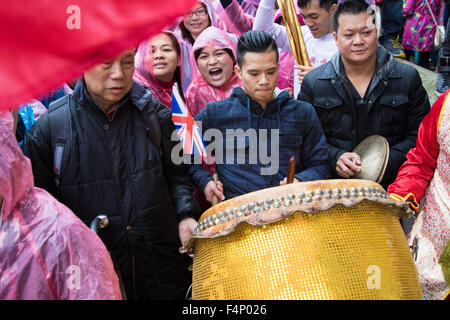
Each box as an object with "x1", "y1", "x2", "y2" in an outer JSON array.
[{"x1": 171, "y1": 83, "x2": 206, "y2": 156}]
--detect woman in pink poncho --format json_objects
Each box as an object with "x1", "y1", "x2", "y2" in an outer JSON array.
[
  {"x1": 174, "y1": 0, "x2": 227, "y2": 91},
  {"x1": 0, "y1": 111, "x2": 121, "y2": 300},
  {"x1": 134, "y1": 31, "x2": 185, "y2": 108},
  {"x1": 216, "y1": 0, "x2": 303, "y2": 94},
  {"x1": 185, "y1": 26, "x2": 241, "y2": 117}
]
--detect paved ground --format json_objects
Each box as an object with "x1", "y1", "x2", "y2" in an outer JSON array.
[{"x1": 398, "y1": 58, "x2": 439, "y2": 106}]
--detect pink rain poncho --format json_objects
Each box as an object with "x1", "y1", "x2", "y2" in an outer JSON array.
[
  {"x1": 273, "y1": 9, "x2": 303, "y2": 93},
  {"x1": 216, "y1": 0, "x2": 255, "y2": 36},
  {"x1": 133, "y1": 31, "x2": 184, "y2": 108},
  {"x1": 215, "y1": 2, "x2": 299, "y2": 93},
  {"x1": 0, "y1": 111, "x2": 121, "y2": 300},
  {"x1": 174, "y1": 0, "x2": 227, "y2": 91},
  {"x1": 185, "y1": 26, "x2": 241, "y2": 117}
]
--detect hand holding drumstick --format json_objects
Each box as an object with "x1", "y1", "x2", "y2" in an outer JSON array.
[
  {"x1": 280, "y1": 156, "x2": 300, "y2": 185},
  {"x1": 203, "y1": 173, "x2": 225, "y2": 205}
]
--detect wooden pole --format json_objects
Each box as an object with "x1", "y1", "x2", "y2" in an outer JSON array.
[
  {"x1": 211, "y1": 173, "x2": 220, "y2": 206},
  {"x1": 276, "y1": 0, "x2": 312, "y2": 67}
]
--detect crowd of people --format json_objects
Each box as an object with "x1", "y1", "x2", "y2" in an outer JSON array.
[{"x1": 0, "y1": 0, "x2": 449, "y2": 300}]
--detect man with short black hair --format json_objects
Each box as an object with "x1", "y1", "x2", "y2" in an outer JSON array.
[
  {"x1": 299, "y1": 0, "x2": 430, "y2": 190},
  {"x1": 253, "y1": 0, "x2": 338, "y2": 96},
  {"x1": 189, "y1": 30, "x2": 330, "y2": 202}
]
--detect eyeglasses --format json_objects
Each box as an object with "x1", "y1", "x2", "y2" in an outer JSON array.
[{"x1": 185, "y1": 8, "x2": 207, "y2": 18}]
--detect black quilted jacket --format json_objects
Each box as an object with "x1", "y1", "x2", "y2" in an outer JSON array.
[
  {"x1": 22, "y1": 79, "x2": 201, "y2": 299},
  {"x1": 299, "y1": 46, "x2": 431, "y2": 189}
]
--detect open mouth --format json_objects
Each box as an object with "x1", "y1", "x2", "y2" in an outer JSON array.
[
  {"x1": 209, "y1": 68, "x2": 223, "y2": 81},
  {"x1": 154, "y1": 62, "x2": 167, "y2": 69},
  {"x1": 190, "y1": 23, "x2": 203, "y2": 29}
]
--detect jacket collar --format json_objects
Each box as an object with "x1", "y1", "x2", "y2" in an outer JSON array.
[
  {"x1": 72, "y1": 78, "x2": 153, "y2": 112},
  {"x1": 321, "y1": 45, "x2": 399, "y2": 81},
  {"x1": 230, "y1": 87, "x2": 292, "y2": 114}
]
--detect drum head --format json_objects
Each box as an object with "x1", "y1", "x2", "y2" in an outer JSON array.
[{"x1": 352, "y1": 135, "x2": 389, "y2": 183}]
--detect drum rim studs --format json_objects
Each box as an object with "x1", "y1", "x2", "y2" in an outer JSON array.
[{"x1": 297, "y1": 192, "x2": 305, "y2": 199}]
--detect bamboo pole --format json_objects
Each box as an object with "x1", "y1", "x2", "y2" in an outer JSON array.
[{"x1": 276, "y1": 0, "x2": 312, "y2": 67}]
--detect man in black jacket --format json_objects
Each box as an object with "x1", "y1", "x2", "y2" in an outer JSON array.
[
  {"x1": 299, "y1": 0, "x2": 430, "y2": 190},
  {"x1": 22, "y1": 49, "x2": 201, "y2": 300}
]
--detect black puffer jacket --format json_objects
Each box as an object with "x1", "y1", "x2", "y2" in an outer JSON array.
[
  {"x1": 22, "y1": 79, "x2": 201, "y2": 300},
  {"x1": 299, "y1": 45, "x2": 430, "y2": 189}
]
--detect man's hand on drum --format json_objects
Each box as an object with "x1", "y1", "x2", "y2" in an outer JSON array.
[
  {"x1": 204, "y1": 179, "x2": 225, "y2": 204},
  {"x1": 294, "y1": 64, "x2": 314, "y2": 85},
  {"x1": 336, "y1": 152, "x2": 361, "y2": 178},
  {"x1": 279, "y1": 177, "x2": 300, "y2": 185},
  {"x1": 178, "y1": 217, "x2": 198, "y2": 257}
]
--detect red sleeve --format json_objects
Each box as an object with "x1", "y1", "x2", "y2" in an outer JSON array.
[{"x1": 387, "y1": 91, "x2": 448, "y2": 210}]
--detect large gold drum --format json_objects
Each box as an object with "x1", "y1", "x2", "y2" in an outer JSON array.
[{"x1": 182, "y1": 180, "x2": 423, "y2": 300}]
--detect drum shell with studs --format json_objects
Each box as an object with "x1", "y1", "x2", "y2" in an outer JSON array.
[{"x1": 184, "y1": 180, "x2": 423, "y2": 300}]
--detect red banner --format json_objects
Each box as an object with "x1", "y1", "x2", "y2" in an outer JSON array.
[{"x1": 0, "y1": 0, "x2": 197, "y2": 111}]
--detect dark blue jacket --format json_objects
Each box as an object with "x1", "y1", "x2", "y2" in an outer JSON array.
[{"x1": 189, "y1": 87, "x2": 331, "y2": 200}]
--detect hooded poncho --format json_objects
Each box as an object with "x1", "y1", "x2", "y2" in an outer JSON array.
[{"x1": 0, "y1": 111, "x2": 121, "y2": 300}]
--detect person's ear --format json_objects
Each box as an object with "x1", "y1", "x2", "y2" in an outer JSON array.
[
  {"x1": 330, "y1": 4, "x2": 338, "y2": 16},
  {"x1": 333, "y1": 31, "x2": 338, "y2": 42},
  {"x1": 234, "y1": 64, "x2": 242, "y2": 80}
]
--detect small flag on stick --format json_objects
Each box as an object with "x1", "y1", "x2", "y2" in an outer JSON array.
[{"x1": 171, "y1": 83, "x2": 206, "y2": 157}]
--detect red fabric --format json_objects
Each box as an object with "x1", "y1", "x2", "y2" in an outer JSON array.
[
  {"x1": 387, "y1": 90, "x2": 448, "y2": 207},
  {"x1": 0, "y1": 0, "x2": 198, "y2": 111}
]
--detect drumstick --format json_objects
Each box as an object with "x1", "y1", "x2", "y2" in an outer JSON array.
[
  {"x1": 287, "y1": 156, "x2": 296, "y2": 184},
  {"x1": 211, "y1": 173, "x2": 220, "y2": 206}
]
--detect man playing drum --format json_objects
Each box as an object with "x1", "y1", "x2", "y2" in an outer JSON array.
[{"x1": 189, "y1": 30, "x2": 331, "y2": 204}]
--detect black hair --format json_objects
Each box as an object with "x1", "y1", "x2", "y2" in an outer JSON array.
[
  {"x1": 333, "y1": 0, "x2": 375, "y2": 33},
  {"x1": 297, "y1": 0, "x2": 338, "y2": 11},
  {"x1": 179, "y1": 2, "x2": 211, "y2": 45},
  {"x1": 236, "y1": 30, "x2": 279, "y2": 68},
  {"x1": 161, "y1": 32, "x2": 186, "y2": 102}
]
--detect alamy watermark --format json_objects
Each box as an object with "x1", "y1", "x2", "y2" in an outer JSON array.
[
  {"x1": 366, "y1": 265, "x2": 381, "y2": 290},
  {"x1": 66, "y1": 265, "x2": 81, "y2": 290},
  {"x1": 66, "y1": 5, "x2": 81, "y2": 30},
  {"x1": 171, "y1": 123, "x2": 280, "y2": 176}
]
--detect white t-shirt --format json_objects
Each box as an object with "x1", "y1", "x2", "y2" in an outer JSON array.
[
  {"x1": 294, "y1": 26, "x2": 337, "y2": 97},
  {"x1": 253, "y1": 0, "x2": 338, "y2": 96}
]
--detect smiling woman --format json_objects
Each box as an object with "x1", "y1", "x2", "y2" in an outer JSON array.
[
  {"x1": 195, "y1": 47, "x2": 235, "y2": 88},
  {"x1": 133, "y1": 31, "x2": 185, "y2": 108},
  {"x1": 180, "y1": 2, "x2": 212, "y2": 44},
  {"x1": 185, "y1": 26, "x2": 241, "y2": 117},
  {"x1": 174, "y1": 0, "x2": 228, "y2": 91}
]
